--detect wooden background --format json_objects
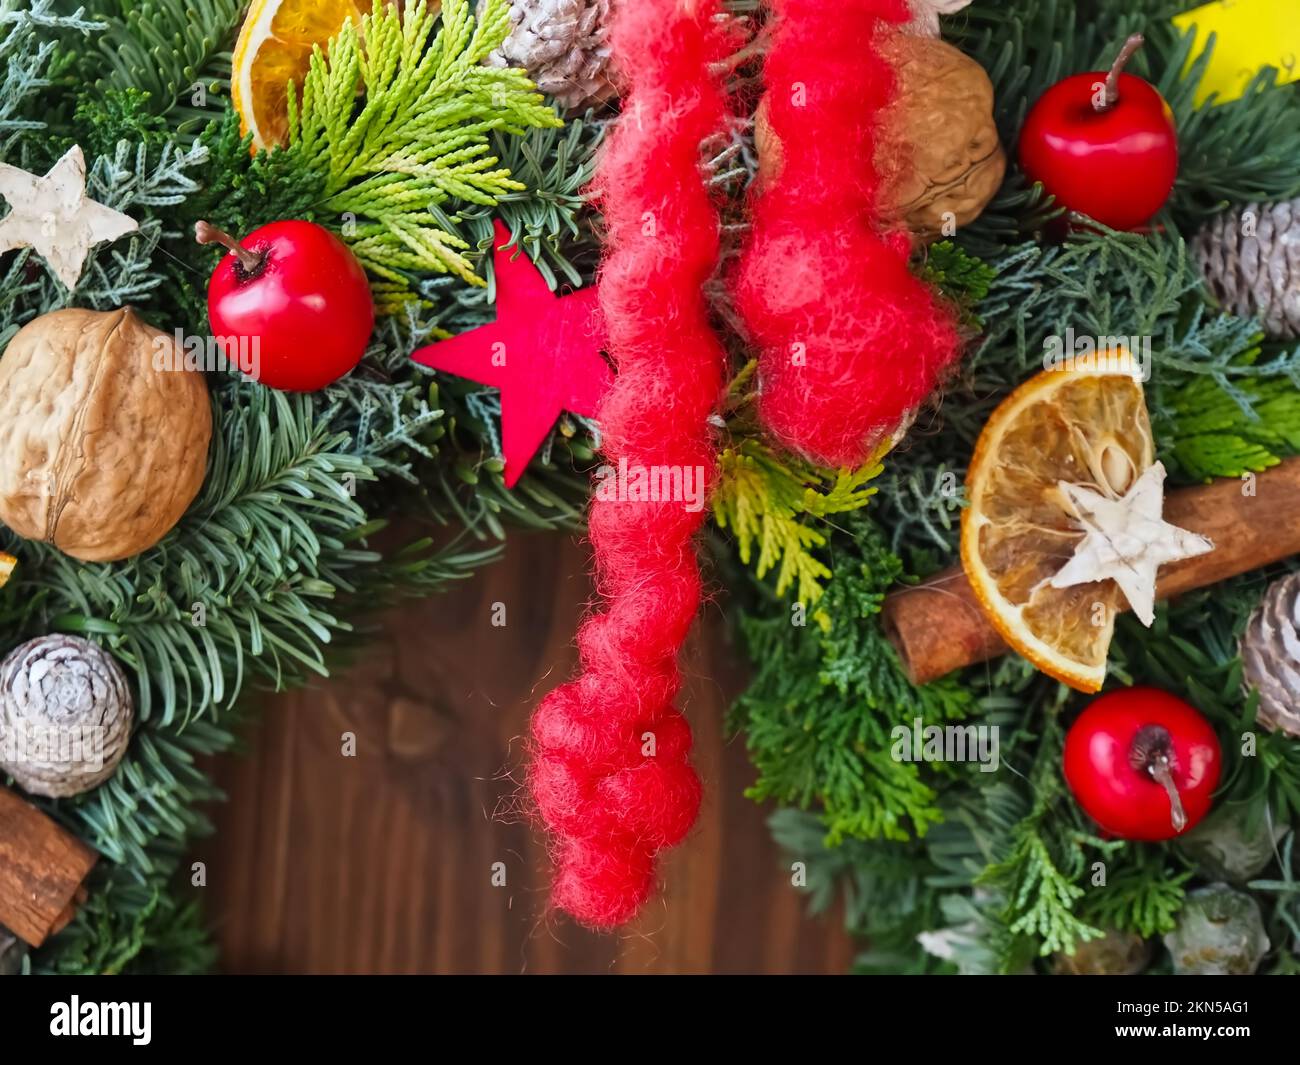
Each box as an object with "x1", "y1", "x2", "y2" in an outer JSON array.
[{"x1": 202, "y1": 532, "x2": 856, "y2": 974}]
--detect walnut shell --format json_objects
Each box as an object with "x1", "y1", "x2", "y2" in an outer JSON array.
[
  {"x1": 0, "y1": 634, "x2": 133, "y2": 797},
  {"x1": 0, "y1": 308, "x2": 211, "y2": 562},
  {"x1": 877, "y1": 34, "x2": 1005, "y2": 240},
  {"x1": 755, "y1": 35, "x2": 1005, "y2": 242}
]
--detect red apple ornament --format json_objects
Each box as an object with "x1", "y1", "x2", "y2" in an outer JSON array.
[
  {"x1": 1064, "y1": 686, "x2": 1221, "y2": 841},
  {"x1": 1019, "y1": 34, "x2": 1178, "y2": 230},
  {"x1": 198, "y1": 219, "x2": 374, "y2": 392}
]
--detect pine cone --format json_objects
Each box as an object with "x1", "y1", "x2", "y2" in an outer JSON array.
[
  {"x1": 1193, "y1": 197, "x2": 1300, "y2": 339},
  {"x1": 0, "y1": 635, "x2": 133, "y2": 798},
  {"x1": 483, "y1": 0, "x2": 617, "y2": 111},
  {"x1": 1240, "y1": 571, "x2": 1300, "y2": 737}
]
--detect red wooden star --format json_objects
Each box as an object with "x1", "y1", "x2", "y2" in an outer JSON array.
[{"x1": 411, "y1": 220, "x2": 613, "y2": 487}]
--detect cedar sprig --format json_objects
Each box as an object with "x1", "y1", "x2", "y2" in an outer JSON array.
[{"x1": 285, "y1": 0, "x2": 562, "y2": 309}]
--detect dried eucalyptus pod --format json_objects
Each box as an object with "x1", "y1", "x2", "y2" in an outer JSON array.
[
  {"x1": 1164, "y1": 883, "x2": 1270, "y2": 976},
  {"x1": 1053, "y1": 928, "x2": 1152, "y2": 976},
  {"x1": 754, "y1": 33, "x2": 1004, "y2": 242},
  {"x1": 0, "y1": 307, "x2": 211, "y2": 562},
  {"x1": 1176, "y1": 802, "x2": 1287, "y2": 883},
  {"x1": 0, "y1": 635, "x2": 133, "y2": 797}
]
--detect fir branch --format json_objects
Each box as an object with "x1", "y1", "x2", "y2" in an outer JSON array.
[
  {"x1": 478, "y1": 117, "x2": 605, "y2": 290},
  {"x1": 0, "y1": 0, "x2": 105, "y2": 153},
  {"x1": 1250, "y1": 831, "x2": 1300, "y2": 967},
  {"x1": 1152, "y1": 27, "x2": 1300, "y2": 222},
  {"x1": 76, "y1": 0, "x2": 243, "y2": 135}
]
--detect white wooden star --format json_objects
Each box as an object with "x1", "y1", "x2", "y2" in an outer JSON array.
[
  {"x1": 0, "y1": 145, "x2": 138, "y2": 290},
  {"x1": 905, "y1": 0, "x2": 973, "y2": 36},
  {"x1": 1049, "y1": 461, "x2": 1214, "y2": 626}
]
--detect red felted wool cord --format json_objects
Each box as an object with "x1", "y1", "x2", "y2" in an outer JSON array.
[
  {"x1": 528, "y1": 0, "x2": 730, "y2": 927},
  {"x1": 735, "y1": 0, "x2": 961, "y2": 468}
]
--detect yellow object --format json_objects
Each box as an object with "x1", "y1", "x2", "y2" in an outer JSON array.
[
  {"x1": 232, "y1": 0, "x2": 373, "y2": 150},
  {"x1": 960, "y1": 358, "x2": 1154, "y2": 693},
  {"x1": 1174, "y1": 0, "x2": 1300, "y2": 106},
  {"x1": 0, "y1": 552, "x2": 13, "y2": 587}
]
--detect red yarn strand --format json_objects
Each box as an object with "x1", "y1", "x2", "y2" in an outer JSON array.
[
  {"x1": 735, "y1": 0, "x2": 961, "y2": 467},
  {"x1": 528, "y1": 0, "x2": 731, "y2": 928}
]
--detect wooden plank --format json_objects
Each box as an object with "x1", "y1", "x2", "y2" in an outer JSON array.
[
  {"x1": 0, "y1": 787, "x2": 97, "y2": 946},
  {"x1": 203, "y1": 531, "x2": 855, "y2": 973}
]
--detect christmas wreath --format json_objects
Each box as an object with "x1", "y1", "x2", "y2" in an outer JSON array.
[{"x1": 0, "y1": 0, "x2": 1297, "y2": 978}]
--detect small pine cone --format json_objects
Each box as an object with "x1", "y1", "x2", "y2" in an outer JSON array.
[
  {"x1": 1164, "y1": 883, "x2": 1269, "y2": 975},
  {"x1": 1240, "y1": 571, "x2": 1300, "y2": 737},
  {"x1": 483, "y1": 0, "x2": 618, "y2": 111},
  {"x1": 1193, "y1": 197, "x2": 1300, "y2": 339},
  {"x1": 0, "y1": 635, "x2": 133, "y2": 798}
]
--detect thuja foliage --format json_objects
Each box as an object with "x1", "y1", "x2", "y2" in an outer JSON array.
[
  {"x1": 731, "y1": 516, "x2": 973, "y2": 845},
  {"x1": 287, "y1": 0, "x2": 563, "y2": 311},
  {"x1": 0, "y1": 0, "x2": 601, "y2": 973},
  {"x1": 729, "y1": 0, "x2": 1300, "y2": 972},
  {"x1": 713, "y1": 440, "x2": 882, "y2": 622}
]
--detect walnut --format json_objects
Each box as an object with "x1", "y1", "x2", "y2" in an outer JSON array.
[
  {"x1": 0, "y1": 635, "x2": 133, "y2": 797},
  {"x1": 0, "y1": 308, "x2": 212, "y2": 562},
  {"x1": 752, "y1": 33, "x2": 1004, "y2": 243},
  {"x1": 877, "y1": 33, "x2": 1006, "y2": 241}
]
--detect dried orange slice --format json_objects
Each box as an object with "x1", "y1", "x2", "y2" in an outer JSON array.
[
  {"x1": 232, "y1": 0, "x2": 373, "y2": 150},
  {"x1": 960, "y1": 356, "x2": 1153, "y2": 692}
]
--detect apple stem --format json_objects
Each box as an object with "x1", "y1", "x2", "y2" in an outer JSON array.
[
  {"x1": 195, "y1": 220, "x2": 265, "y2": 277},
  {"x1": 1130, "y1": 724, "x2": 1188, "y2": 832},
  {"x1": 1098, "y1": 33, "x2": 1145, "y2": 112}
]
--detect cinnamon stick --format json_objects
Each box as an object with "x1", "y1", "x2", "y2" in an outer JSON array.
[
  {"x1": 0, "y1": 786, "x2": 97, "y2": 946},
  {"x1": 882, "y1": 457, "x2": 1300, "y2": 685}
]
